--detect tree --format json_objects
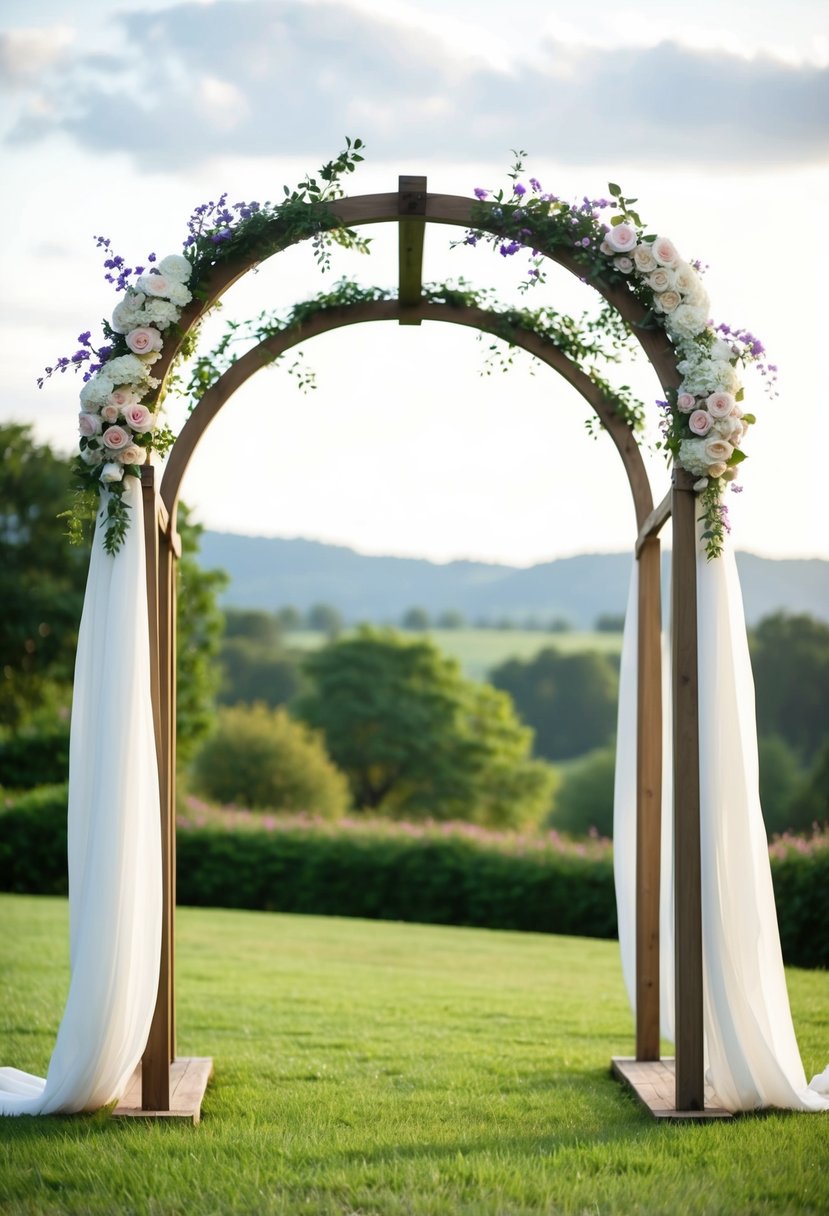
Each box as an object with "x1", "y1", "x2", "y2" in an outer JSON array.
[
  {"x1": 306, "y1": 602, "x2": 343, "y2": 637},
  {"x1": 750, "y1": 613, "x2": 829, "y2": 766},
  {"x1": 276, "y1": 605, "x2": 303, "y2": 632},
  {"x1": 296, "y1": 629, "x2": 556, "y2": 827},
  {"x1": 595, "y1": 612, "x2": 625, "y2": 633},
  {"x1": 436, "y1": 609, "x2": 465, "y2": 629},
  {"x1": 401, "y1": 607, "x2": 430, "y2": 631},
  {"x1": 490, "y1": 647, "x2": 619, "y2": 761},
  {"x1": 192, "y1": 704, "x2": 349, "y2": 816},
  {"x1": 0, "y1": 425, "x2": 88, "y2": 727},
  {"x1": 223, "y1": 608, "x2": 282, "y2": 648},
  {"x1": 551, "y1": 746, "x2": 616, "y2": 837},
  {"x1": 217, "y1": 639, "x2": 303, "y2": 709},
  {"x1": 757, "y1": 734, "x2": 804, "y2": 838},
  {"x1": 175, "y1": 505, "x2": 228, "y2": 764}
]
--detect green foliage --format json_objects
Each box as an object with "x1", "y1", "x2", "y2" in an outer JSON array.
[
  {"x1": 490, "y1": 646, "x2": 619, "y2": 761},
  {"x1": 785, "y1": 739, "x2": 829, "y2": 834},
  {"x1": 750, "y1": 613, "x2": 829, "y2": 765},
  {"x1": 306, "y1": 602, "x2": 343, "y2": 637},
  {"x1": 551, "y1": 747, "x2": 616, "y2": 838},
  {"x1": 298, "y1": 629, "x2": 556, "y2": 827},
  {"x1": 223, "y1": 608, "x2": 283, "y2": 648},
  {"x1": 0, "y1": 722, "x2": 70, "y2": 790},
  {"x1": 401, "y1": 606, "x2": 430, "y2": 630},
  {"x1": 217, "y1": 638, "x2": 303, "y2": 709},
  {"x1": 4, "y1": 790, "x2": 829, "y2": 970},
  {"x1": 0, "y1": 424, "x2": 88, "y2": 729},
  {"x1": 758, "y1": 734, "x2": 806, "y2": 838},
  {"x1": 175, "y1": 505, "x2": 228, "y2": 764},
  {"x1": 595, "y1": 612, "x2": 625, "y2": 633},
  {"x1": 191, "y1": 704, "x2": 349, "y2": 817}
]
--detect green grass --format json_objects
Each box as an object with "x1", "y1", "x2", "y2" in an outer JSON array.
[
  {"x1": 289, "y1": 629, "x2": 622, "y2": 682},
  {"x1": 1, "y1": 895, "x2": 827, "y2": 1216}
]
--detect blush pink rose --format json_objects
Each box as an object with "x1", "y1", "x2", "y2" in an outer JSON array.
[
  {"x1": 688, "y1": 410, "x2": 713, "y2": 436},
  {"x1": 137, "y1": 272, "x2": 173, "y2": 298},
  {"x1": 108, "y1": 387, "x2": 141, "y2": 409},
  {"x1": 614, "y1": 255, "x2": 634, "y2": 273},
  {"x1": 101, "y1": 425, "x2": 131, "y2": 450},
  {"x1": 605, "y1": 222, "x2": 637, "y2": 253},
  {"x1": 78, "y1": 412, "x2": 102, "y2": 437},
  {"x1": 652, "y1": 236, "x2": 680, "y2": 267},
  {"x1": 123, "y1": 404, "x2": 156, "y2": 433},
  {"x1": 125, "y1": 326, "x2": 163, "y2": 355},
  {"x1": 706, "y1": 391, "x2": 736, "y2": 419},
  {"x1": 100, "y1": 404, "x2": 121, "y2": 424},
  {"x1": 676, "y1": 392, "x2": 697, "y2": 413}
]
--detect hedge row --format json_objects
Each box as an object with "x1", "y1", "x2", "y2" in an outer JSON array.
[{"x1": 2, "y1": 786, "x2": 827, "y2": 968}]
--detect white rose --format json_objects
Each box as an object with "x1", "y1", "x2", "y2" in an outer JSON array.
[
  {"x1": 666, "y1": 303, "x2": 708, "y2": 341},
  {"x1": 632, "y1": 244, "x2": 658, "y2": 274},
  {"x1": 713, "y1": 416, "x2": 743, "y2": 443},
  {"x1": 137, "y1": 271, "x2": 174, "y2": 297},
  {"x1": 158, "y1": 254, "x2": 192, "y2": 283},
  {"x1": 614, "y1": 255, "x2": 634, "y2": 274},
  {"x1": 673, "y1": 262, "x2": 701, "y2": 295},
  {"x1": 100, "y1": 461, "x2": 124, "y2": 484},
  {"x1": 654, "y1": 290, "x2": 681, "y2": 313},
  {"x1": 710, "y1": 338, "x2": 735, "y2": 362},
  {"x1": 652, "y1": 236, "x2": 680, "y2": 267},
  {"x1": 604, "y1": 223, "x2": 637, "y2": 253}
]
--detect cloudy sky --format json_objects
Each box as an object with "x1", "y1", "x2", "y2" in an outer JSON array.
[{"x1": 2, "y1": 0, "x2": 827, "y2": 564}]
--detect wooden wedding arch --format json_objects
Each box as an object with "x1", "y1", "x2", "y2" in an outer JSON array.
[{"x1": 130, "y1": 177, "x2": 711, "y2": 1122}]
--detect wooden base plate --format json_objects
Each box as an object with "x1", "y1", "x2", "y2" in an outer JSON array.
[
  {"x1": 112, "y1": 1057, "x2": 213, "y2": 1124},
  {"x1": 612, "y1": 1057, "x2": 732, "y2": 1121}
]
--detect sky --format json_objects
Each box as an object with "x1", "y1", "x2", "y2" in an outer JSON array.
[{"x1": 1, "y1": 0, "x2": 827, "y2": 565}]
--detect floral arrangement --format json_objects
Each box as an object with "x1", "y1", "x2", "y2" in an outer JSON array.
[
  {"x1": 39, "y1": 140, "x2": 368, "y2": 553},
  {"x1": 463, "y1": 161, "x2": 774, "y2": 558}
]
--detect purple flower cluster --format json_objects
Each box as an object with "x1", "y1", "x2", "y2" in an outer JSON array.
[
  {"x1": 93, "y1": 234, "x2": 156, "y2": 292},
  {"x1": 184, "y1": 193, "x2": 261, "y2": 248}
]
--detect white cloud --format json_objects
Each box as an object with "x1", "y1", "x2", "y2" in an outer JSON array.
[{"x1": 0, "y1": 24, "x2": 74, "y2": 89}]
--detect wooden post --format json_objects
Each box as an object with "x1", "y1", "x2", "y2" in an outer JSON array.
[
  {"x1": 141, "y1": 466, "x2": 172, "y2": 1111},
  {"x1": 671, "y1": 467, "x2": 704, "y2": 1111},
  {"x1": 398, "y1": 175, "x2": 426, "y2": 323},
  {"x1": 635, "y1": 535, "x2": 662, "y2": 1060}
]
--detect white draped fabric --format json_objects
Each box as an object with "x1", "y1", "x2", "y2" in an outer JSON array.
[
  {"x1": 614, "y1": 533, "x2": 829, "y2": 1112},
  {"x1": 0, "y1": 478, "x2": 162, "y2": 1115}
]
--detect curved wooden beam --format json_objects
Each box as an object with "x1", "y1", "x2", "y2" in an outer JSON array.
[
  {"x1": 160, "y1": 297, "x2": 655, "y2": 531},
  {"x1": 149, "y1": 190, "x2": 681, "y2": 409}
]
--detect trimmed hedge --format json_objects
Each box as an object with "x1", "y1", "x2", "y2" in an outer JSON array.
[{"x1": 1, "y1": 786, "x2": 828, "y2": 968}]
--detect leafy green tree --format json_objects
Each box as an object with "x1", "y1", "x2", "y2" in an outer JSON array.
[
  {"x1": 490, "y1": 647, "x2": 619, "y2": 762},
  {"x1": 297, "y1": 629, "x2": 556, "y2": 827},
  {"x1": 191, "y1": 703, "x2": 349, "y2": 816},
  {"x1": 551, "y1": 747, "x2": 616, "y2": 837},
  {"x1": 785, "y1": 740, "x2": 829, "y2": 834},
  {"x1": 757, "y1": 734, "x2": 804, "y2": 838},
  {"x1": 436, "y1": 609, "x2": 465, "y2": 629},
  {"x1": 217, "y1": 639, "x2": 303, "y2": 708},
  {"x1": 0, "y1": 425, "x2": 88, "y2": 728},
  {"x1": 306, "y1": 603, "x2": 343, "y2": 637},
  {"x1": 175, "y1": 505, "x2": 228, "y2": 765},
  {"x1": 223, "y1": 608, "x2": 282, "y2": 648},
  {"x1": 750, "y1": 613, "x2": 829, "y2": 765},
  {"x1": 276, "y1": 605, "x2": 303, "y2": 632},
  {"x1": 595, "y1": 613, "x2": 625, "y2": 633},
  {"x1": 401, "y1": 607, "x2": 430, "y2": 631}
]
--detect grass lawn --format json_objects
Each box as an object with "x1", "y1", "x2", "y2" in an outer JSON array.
[
  {"x1": 1, "y1": 895, "x2": 827, "y2": 1216},
  {"x1": 288, "y1": 629, "x2": 623, "y2": 682}
]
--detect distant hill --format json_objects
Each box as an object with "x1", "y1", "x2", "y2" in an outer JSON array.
[{"x1": 197, "y1": 532, "x2": 829, "y2": 629}]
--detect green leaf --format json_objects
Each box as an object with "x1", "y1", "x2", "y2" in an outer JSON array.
[
  {"x1": 728, "y1": 449, "x2": 747, "y2": 465},
  {"x1": 608, "y1": 182, "x2": 622, "y2": 197},
  {"x1": 610, "y1": 215, "x2": 625, "y2": 227}
]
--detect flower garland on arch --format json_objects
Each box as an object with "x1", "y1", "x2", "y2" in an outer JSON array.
[{"x1": 462, "y1": 159, "x2": 775, "y2": 558}]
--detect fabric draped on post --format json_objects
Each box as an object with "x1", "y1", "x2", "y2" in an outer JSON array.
[
  {"x1": 613, "y1": 542, "x2": 829, "y2": 1113},
  {"x1": 0, "y1": 477, "x2": 162, "y2": 1116}
]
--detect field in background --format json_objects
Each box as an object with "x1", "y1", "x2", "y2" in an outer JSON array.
[{"x1": 287, "y1": 628, "x2": 623, "y2": 681}]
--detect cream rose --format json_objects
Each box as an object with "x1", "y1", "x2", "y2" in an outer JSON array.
[
  {"x1": 123, "y1": 404, "x2": 156, "y2": 433},
  {"x1": 118, "y1": 443, "x2": 144, "y2": 465},
  {"x1": 673, "y1": 262, "x2": 701, "y2": 295},
  {"x1": 666, "y1": 303, "x2": 708, "y2": 341},
  {"x1": 654, "y1": 290, "x2": 680, "y2": 313},
  {"x1": 100, "y1": 461, "x2": 124, "y2": 484},
  {"x1": 676, "y1": 392, "x2": 697, "y2": 413},
  {"x1": 648, "y1": 268, "x2": 675, "y2": 293},
  {"x1": 605, "y1": 222, "x2": 637, "y2": 253},
  {"x1": 706, "y1": 391, "x2": 736, "y2": 419},
  {"x1": 688, "y1": 409, "x2": 713, "y2": 436},
  {"x1": 102, "y1": 425, "x2": 132, "y2": 450},
  {"x1": 78, "y1": 411, "x2": 102, "y2": 437},
  {"x1": 614, "y1": 255, "x2": 634, "y2": 274},
  {"x1": 100, "y1": 403, "x2": 121, "y2": 424},
  {"x1": 126, "y1": 326, "x2": 163, "y2": 355},
  {"x1": 108, "y1": 387, "x2": 141, "y2": 410},
  {"x1": 158, "y1": 254, "x2": 192, "y2": 282},
  {"x1": 632, "y1": 244, "x2": 658, "y2": 273},
  {"x1": 707, "y1": 462, "x2": 728, "y2": 478},
  {"x1": 713, "y1": 416, "x2": 743, "y2": 443},
  {"x1": 652, "y1": 236, "x2": 680, "y2": 267},
  {"x1": 137, "y1": 271, "x2": 174, "y2": 298},
  {"x1": 703, "y1": 436, "x2": 734, "y2": 465}
]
